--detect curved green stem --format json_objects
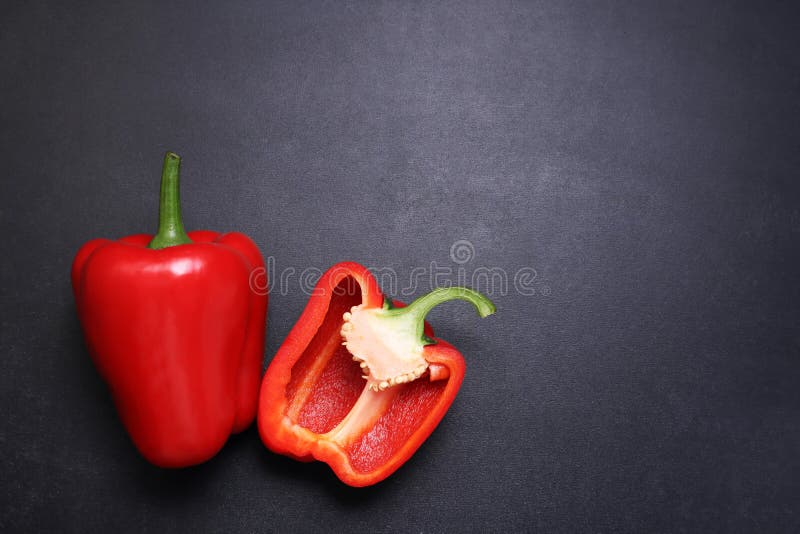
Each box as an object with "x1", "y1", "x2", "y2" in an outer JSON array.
[
  {"x1": 384, "y1": 287, "x2": 495, "y2": 345},
  {"x1": 148, "y1": 152, "x2": 193, "y2": 249}
]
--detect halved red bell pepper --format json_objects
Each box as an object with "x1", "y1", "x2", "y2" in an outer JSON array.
[
  {"x1": 257, "y1": 262, "x2": 494, "y2": 486},
  {"x1": 72, "y1": 152, "x2": 267, "y2": 468}
]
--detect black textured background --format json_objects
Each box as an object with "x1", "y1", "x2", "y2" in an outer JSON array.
[{"x1": 1, "y1": 1, "x2": 798, "y2": 532}]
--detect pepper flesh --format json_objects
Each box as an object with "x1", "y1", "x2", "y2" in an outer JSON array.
[
  {"x1": 72, "y1": 152, "x2": 267, "y2": 467},
  {"x1": 257, "y1": 262, "x2": 494, "y2": 486}
]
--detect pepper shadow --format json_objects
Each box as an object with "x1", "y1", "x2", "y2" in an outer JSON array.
[
  {"x1": 131, "y1": 454, "x2": 219, "y2": 501},
  {"x1": 251, "y1": 429, "x2": 397, "y2": 505},
  {"x1": 128, "y1": 405, "x2": 291, "y2": 501},
  {"x1": 64, "y1": 304, "x2": 110, "y2": 408},
  {"x1": 249, "y1": 416, "x2": 467, "y2": 506}
]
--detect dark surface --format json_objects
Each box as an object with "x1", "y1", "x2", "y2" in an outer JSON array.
[{"x1": 1, "y1": 1, "x2": 798, "y2": 532}]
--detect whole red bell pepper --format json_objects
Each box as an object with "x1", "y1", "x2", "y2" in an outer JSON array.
[
  {"x1": 258, "y1": 262, "x2": 494, "y2": 486},
  {"x1": 72, "y1": 152, "x2": 267, "y2": 468}
]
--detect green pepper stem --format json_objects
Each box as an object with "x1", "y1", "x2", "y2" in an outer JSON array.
[
  {"x1": 385, "y1": 287, "x2": 496, "y2": 345},
  {"x1": 148, "y1": 152, "x2": 193, "y2": 249}
]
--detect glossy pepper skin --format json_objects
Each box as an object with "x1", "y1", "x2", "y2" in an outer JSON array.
[
  {"x1": 72, "y1": 152, "x2": 267, "y2": 468},
  {"x1": 258, "y1": 262, "x2": 494, "y2": 486}
]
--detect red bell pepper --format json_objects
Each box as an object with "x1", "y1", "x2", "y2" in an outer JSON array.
[
  {"x1": 71, "y1": 152, "x2": 267, "y2": 468},
  {"x1": 258, "y1": 262, "x2": 494, "y2": 486}
]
